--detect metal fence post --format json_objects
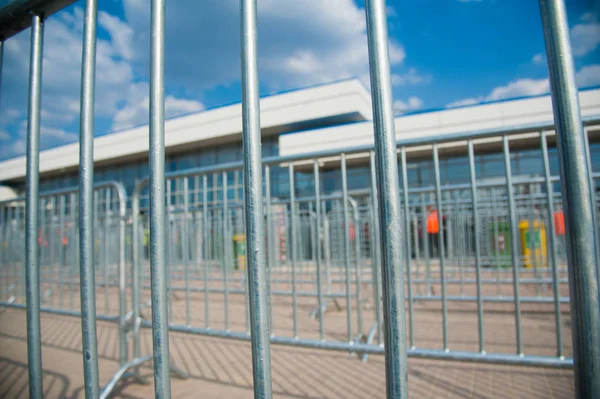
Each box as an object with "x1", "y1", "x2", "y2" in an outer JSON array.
[
  {"x1": 149, "y1": 0, "x2": 172, "y2": 396},
  {"x1": 79, "y1": 0, "x2": 100, "y2": 396},
  {"x1": 240, "y1": 1, "x2": 273, "y2": 395},
  {"x1": 365, "y1": 1, "x2": 408, "y2": 397},
  {"x1": 25, "y1": 13, "x2": 44, "y2": 399},
  {"x1": 539, "y1": 0, "x2": 600, "y2": 396}
]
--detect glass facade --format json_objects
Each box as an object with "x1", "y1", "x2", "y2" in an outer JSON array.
[{"x1": 19, "y1": 134, "x2": 600, "y2": 206}]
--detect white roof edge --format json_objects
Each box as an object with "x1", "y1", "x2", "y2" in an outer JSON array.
[
  {"x1": 280, "y1": 88, "x2": 600, "y2": 157},
  {"x1": 0, "y1": 78, "x2": 371, "y2": 182}
]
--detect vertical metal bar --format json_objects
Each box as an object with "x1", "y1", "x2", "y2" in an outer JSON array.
[
  {"x1": 400, "y1": 148, "x2": 415, "y2": 349},
  {"x1": 58, "y1": 195, "x2": 65, "y2": 309},
  {"x1": 457, "y1": 191, "x2": 465, "y2": 295},
  {"x1": 289, "y1": 164, "x2": 298, "y2": 338},
  {"x1": 468, "y1": 141, "x2": 485, "y2": 354},
  {"x1": 149, "y1": 0, "x2": 172, "y2": 394},
  {"x1": 412, "y1": 214, "x2": 421, "y2": 295},
  {"x1": 540, "y1": 3, "x2": 600, "y2": 393},
  {"x1": 369, "y1": 152, "x2": 383, "y2": 345},
  {"x1": 166, "y1": 180, "x2": 173, "y2": 320},
  {"x1": 433, "y1": 144, "x2": 449, "y2": 351},
  {"x1": 50, "y1": 196, "x2": 57, "y2": 307},
  {"x1": 583, "y1": 129, "x2": 600, "y2": 267},
  {"x1": 240, "y1": 0, "x2": 273, "y2": 388},
  {"x1": 503, "y1": 135, "x2": 523, "y2": 355},
  {"x1": 265, "y1": 166, "x2": 274, "y2": 335},
  {"x1": 528, "y1": 192, "x2": 540, "y2": 296},
  {"x1": 365, "y1": 0, "x2": 408, "y2": 394},
  {"x1": 341, "y1": 154, "x2": 353, "y2": 344},
  {"x1": 132, "y1": 185, "x2": 141, "y2": 361},
  {"x1": 104, "y1": 189, "x2": 110, "y2": 314},
  {"x1": 25, "y1": 14, "x2": 44, "y2": 399},
  {"x1": 491, "y1": 189, "x2": 502, "y2": 296},
  {"x1": 69, "y1": 192, "x2": 76, "y2": 309},
  {"x1": 116, "y1": 185, "x2": 127, "y2": 367},
  {"x1": 79, "y1": 0, "x2": 100, "y2": 393},
  {"x1": 540, "y1": 131, "x2": 564, "y2": 359},
  {"x1": 183, "y1": 178, "x2": 191, "y2": 326},
  {"x1": 313, "y1": 161, "x2": 325, "y2": 340},
  {"x1": 421, "y1": 193, "x2": 431, "y2": 295},
  {"x1": 222, "y1": 171, "x2": 230, "y2": 330},
  {"x1": 353, "y1": 202, "x2": 363, "y2": 337},
  {"x1": 203, "y1": 175, "x2": 209, "y2": 328}
]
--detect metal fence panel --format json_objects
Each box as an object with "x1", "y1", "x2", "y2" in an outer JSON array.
[{"x1": 1, "y1": 1, "x2": 599, "y2": 398}]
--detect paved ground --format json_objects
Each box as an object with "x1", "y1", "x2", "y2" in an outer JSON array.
[
  {"x1": 0, "y1": 299, "x2": 575, "y2": 398},
  {"x1": 0, "y1": 263, "x2": 575, "y2": 398}
]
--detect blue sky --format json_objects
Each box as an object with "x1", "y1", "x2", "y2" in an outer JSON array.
[{"x1": 0, "y1": 0, "x2": 599, "y2": 160}]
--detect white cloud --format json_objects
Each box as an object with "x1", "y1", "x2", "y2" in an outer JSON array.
[
  {"x1": 0, "y1": 130, "x2": 10, "y2": 140},
  {"x1": 0, "y1": 139, "x2": 26, "y2": 159},
  {"x1": 393, "y1": 97, "x2": 423, "y2": 113},
  {"x1": 98, "y1": 11, "x2": 135, "y2": 60},
  {"x1": 487, "y1": 78, "x2": 549, "y2": 101},
  {"x1": 41, "y1": 127, "x2": 78, "y2": 142},
  {"x1": 570, "y1": 14, "x2": 600, "y2": 57},
  {"x1": 576, "y1": 64, "x2": 600, "y2": 87},
  {"x1": 446, "y1": 62, "x2": 600, "y2": 108},
  {"x1": 446, "y1": 78, "x2": 549, "y2": 108},
  {"x1": 391, "y1": 68, "x2": 431, "y2": 86},
  {"x1": 446, "y1": 98, "x2": 480, "y2": 108},
  {"x1": 532, "y1": 53, "x2": 545, "y2": 64},
  {"x1": 0, "y1": 7, "x2": 205, "y2": 160},
  {"x1": 112, "y1": 82, "x2": 204, "y2": 131},
  {"x1": 122, "y1": 0, "x2": 407, "y2": 89}
]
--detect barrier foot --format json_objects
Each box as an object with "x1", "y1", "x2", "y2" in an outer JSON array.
[
  {"x1": 359, "y1": 323, "x2": 378, "y2": 363},
  {"x1": 100, "y1": 355, "x2": 153, "y2": 399},
  {"x1": 170, "y1": 363, "x2": 188, "y2": 379},
  {"x1": 310, "y1": 299, "x2": 330, "y2": 320},
  {"x1": 100, "y1": 355, "x2": 188, "y2": 399}
]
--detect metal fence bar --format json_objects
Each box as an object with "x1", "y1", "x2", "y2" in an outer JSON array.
[
  {"x1": 117, "y1": 186, "x2": 127, "y2": 368},
  {"x1": 203, "y1": 175, "x2": 210, "y2": 328},
  {"x1": 468, "y1": 140, "x2": 485, "y2": 354},
  {"x1": 539, "y1": 0, "x2": 600, "y2": 396},
  {"x1": 265, "y1": 166, "x2": 274, "y2": 335},
  {"x1": 314, "y1": 161, "x2": 325, "y2": 340},
  {"x1": 289, "y1": 164, "x2": 298, "y2": 338},
  {"x1": 433, "y1": 144, "x2": 449, "y2": 351},
  {"x1": 149, "y1": 0, "x2": 172, "y2": 396},
  {"x1": 400, "y1": 148, "x2": 415, "y2": 349},
  {"x1": 132, "y1": 183, "x2": 142, "y2": 363},
  {"x1": 222, "y1": 171, "x2": 230, "y2": 330},
  {"x1": 103, "y1": 189, "x2": 110, "y2": 314},
  {"x1": 540, "y1": 131, "x2": 563, "y2": 359},
  {"x1": 183, "y1": 178, "x2": 191, "y2": 326},
  {"x1": 25, "y1": 13, "x2": 44, "y2": 399},
  {"x1": 240, "y1": 0, "x2": 273, "y2": 394},
  {"x1": 583, "y1": 129, "x2": 600, "y2": 267},
  {"x1": 365, "y1": 0, "x2": 408, "y2": 397},
  {"x1": 341, "y1": 154, "x2": 353, "y2": 344},
  {"x1": 369, "y1": 151, "x2": 383, "y2": 345},
  {"x1": 503, "y1": 135, "x2": 524, "y2": 355},
  {"x1": 79, "y1": 0, "x2": 100, "y2": 395}
]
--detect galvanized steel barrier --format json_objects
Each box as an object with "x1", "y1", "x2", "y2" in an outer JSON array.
[
  {"x1": 0, "y1": 0, "x2": 599, "y2": 398},
  {"x1": 0, "y1": 182, "x2": 131, "y2": 398}
]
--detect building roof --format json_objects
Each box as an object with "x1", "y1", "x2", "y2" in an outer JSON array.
[
  {"x1": 279, "y1": 87, "x2": 600, "y2": 157},
  {"x1": 1, "y1": 79, "x2": 599, "y2": 184},
  {"x1": 0, "y1": 78, "x2": 372, "y2": 182}
]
